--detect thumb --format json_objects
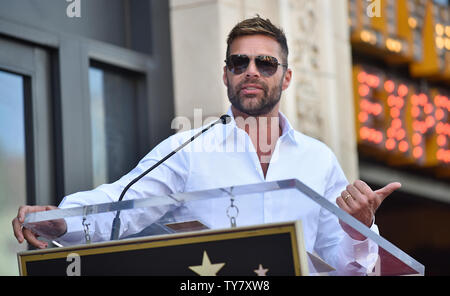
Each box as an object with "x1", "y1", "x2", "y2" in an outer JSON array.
[{"x1": 375, "y1": 182, "x2": 401, "y2": 202}]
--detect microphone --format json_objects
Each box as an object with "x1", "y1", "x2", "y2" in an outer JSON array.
[{"x1": 110, "y1": 114, "x2": 231, "y2": 240}]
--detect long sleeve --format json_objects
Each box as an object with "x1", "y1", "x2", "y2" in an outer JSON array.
[
  {"x1": 314, "y1": 152, "x2": 379, "y2": 275},
  {"x1": 56, "y1": 133, "x2": 191, "y2": 245}
]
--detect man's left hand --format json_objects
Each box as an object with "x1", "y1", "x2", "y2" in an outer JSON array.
[{"x1": 336, "y1": 180, "x2": 401, "y2": 240}]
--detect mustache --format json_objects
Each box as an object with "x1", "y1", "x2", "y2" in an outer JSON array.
[{"x1": 236, "y1": 78, "x2": 268, "y2": 92}]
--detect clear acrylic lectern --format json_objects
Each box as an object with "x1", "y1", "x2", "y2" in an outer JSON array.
[{"x1": 22, "y1": 178, "x2": 424, "y2": 276}]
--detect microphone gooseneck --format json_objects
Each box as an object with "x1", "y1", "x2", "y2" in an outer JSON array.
[
  {"x1": 220, "y1": 114, "x2": 231, "y2": 124},
  {"x1": 110, "y1": 115, "x2": 231, "y2": 240}
]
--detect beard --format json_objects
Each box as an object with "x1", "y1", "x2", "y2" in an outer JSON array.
[{"x1": 227, "y1": 76, "x2": 283, "y2": 116}]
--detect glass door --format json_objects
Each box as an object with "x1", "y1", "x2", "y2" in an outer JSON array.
[
  {"x1": 0, "y1": 70, "x2": 27, "y2": 275},
  {"x1": 0, "y1": 37, "x2": 54, "y2": 275}
]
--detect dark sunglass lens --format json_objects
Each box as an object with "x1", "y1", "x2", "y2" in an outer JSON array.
[
  {"x1": 228, "y1": 55, "x2": 249, "y2": 74},
  {"x1": 255, "y1": 56, "x2": 279, "y2": 76}
]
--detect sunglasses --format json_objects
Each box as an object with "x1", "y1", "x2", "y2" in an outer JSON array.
[{"x1": 225, "y1": 54, "x2": 288, "y2": 77}]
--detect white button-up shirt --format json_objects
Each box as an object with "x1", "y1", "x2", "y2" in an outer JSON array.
[{"x1": 58, "y1": 108, "x2": 378, "y2": 275}]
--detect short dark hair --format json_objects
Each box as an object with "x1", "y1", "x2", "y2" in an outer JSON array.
[{"x1": 226, "y1": 16, "x2": 289, "y2": 65}]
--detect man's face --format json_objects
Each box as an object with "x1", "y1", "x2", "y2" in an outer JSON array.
[{"x1": 223, "y1": 35, "x2": 292, "y2": 116}]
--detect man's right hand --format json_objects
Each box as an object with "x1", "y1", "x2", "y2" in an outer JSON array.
[{"x1": 12, "y1": 205, "x2": 67, "y2": 249}]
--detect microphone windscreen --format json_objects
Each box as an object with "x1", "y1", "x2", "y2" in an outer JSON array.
[{"x1": 220, "y1": 114, "x2": 231, "y2": 124}]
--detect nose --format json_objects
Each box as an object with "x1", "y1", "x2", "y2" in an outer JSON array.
[{"x1": 245, "y1": 58, "x2": 260, "y2": 78}]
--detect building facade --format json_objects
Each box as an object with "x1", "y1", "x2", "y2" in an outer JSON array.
[
  {"x1": 0, "y1": 0, "x2": 448, "y2": 275},
  {"x1": 0, "y1": 0, "x2": 173, "y2": 275}
]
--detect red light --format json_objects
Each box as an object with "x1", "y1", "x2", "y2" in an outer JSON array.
[
  {"x1": 358, "y1": 112, "x2": 368, "y2": 122},
  {"x1": 411, "y1": 106, "x2": 421, "y2": 117},
  {"x1": 355, "y1": 66, "x2": 450, "y2": 168},
  {"x1": 437, "y1": 149, "x2": 444, "y2": 161},
  {"x1": 399, "y1": 141, "x2": 409, "y2": 152},
  {"x1": 424, "y1": 104, "x2": 433, "y2": 115},
  {"x1": 413, "y1": 147, "x2": 423, "y2": 159},
  {"x1": 360, "y1": 99, "x2": 383, "y2": 116},
  {"x1": 434, "y1": 95, "x2": 449, "y2": 107},
  {"x1": 359, "y1": 84, "x2": 370, "y2": 97},
  {"x1": 411, "y1": 94, "x2": 419, "y2": 106},
  {"x1": 388, "y1": 95, "x2": 396, "y2": 107},
  {"x1": 358, "y1": 72, "x2": 367, "y2": 83},
  {"x1": 392, "y1": 118, "x2": 402, "y2": 129},
  {"x1": 434, "y1": 95, "x2": 442, "y2": 106},
  {"x1": 437, "y1": 149, "x2": 450, "y2": 163},
  {"x1": 426, "y1": 116, "x2": 435, "y2": 128},
  {"x1": 390, "y1": 107, "x2": 400, "y2": 118},
  {"x1": 375, "y1": 131, "x2": 383, "y2": 144},
  {"x1": 420, "y1": 123, "x2": 428, "y2": 134},
  {"x1": 396, "y1": 98, "x2": 405, "y2": 109},
  {"x1": 419, "y1": 93, "x2": 428, "y2": 105},
  {"x1": 373, "y1": 104, "x2": 383, "y2": 115},
  {"x1": 437, "y1": 134, "x2": 447, "y2": 147},
  {"x1": 442, "y1": 123, "x2": 450, "y2": 137},
  {"x1": 413, "y1": 121, "x2": 427, "y2": 134},
  {"x1": 436, "y1": 122, "x2": 444, "y2": 134},
  {"x1": 384, "y1": 80, "x2": 395, "y2": 93},
  {"x1": 360, "y1": 127, "x2": 369, "y2": 139},
  {"x1": 387, "y1": 127, "x2": 395, "y2": 138},
  {"x1": 398, "y1": 84, "x2": 408, "y2": 97},
  {"x1": 360, "y1": 99, "x2": 369, "y2": 110},
  {"x1": 367, "y1": 75, "x2": 380, "y2": 88},
  {"x1": 386, "y1": 139, "x2": 396, "y2": 150},
  {"x1": 360, "y1": 127, "x2": 383, "y2": 144},
  {"x1": 435, "y1": 109, "x2": 445, "y2": 121},
  {"x1": 396, "y1": 129, "x2": 406, "y2": 141},
  {"x1": 412, "y1": 133, "x2": 422, "y2": 146},
  {"x1": 413, "y1": 120, "x2": 420, "y2": 132}
]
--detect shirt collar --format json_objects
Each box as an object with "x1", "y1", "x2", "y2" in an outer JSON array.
[{"x1": 221, "y1": 106, "x2": 298, "y2": 145}]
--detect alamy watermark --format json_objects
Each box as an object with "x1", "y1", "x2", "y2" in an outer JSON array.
[
  {"x1": 66, "y1": 0, "x2": 81, "y2": 18},
  {"x1": 63, "y1": 251, "x2": 381, "y2": 276},
  {"x1": 366, "y1": 0, "x2": 381, "y2": 18},
  {"x1": 66, "y1": 252, "x2": 81, "y2": 276},
  {"x1": 170, "y1": 109, "x2": 281, "y2": 164}
]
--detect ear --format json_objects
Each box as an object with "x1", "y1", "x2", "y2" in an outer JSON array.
[
  {"x1": 223, "y1": 66, "x2": 229, "y2": 87},
  {"x1": 282, "y1": 68, "x2": 292, "y2": 91}
]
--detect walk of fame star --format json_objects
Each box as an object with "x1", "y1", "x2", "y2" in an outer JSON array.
[
  {"x1": 254, "y1": 264, "x2": 269, "y2": 276},
  {"x1": 188, "y1": 251, "x2": 226, "y2": 276}
]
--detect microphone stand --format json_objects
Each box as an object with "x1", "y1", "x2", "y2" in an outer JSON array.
[{"x1": 110, "y1": 115, "x2": 231, "y2": 240}]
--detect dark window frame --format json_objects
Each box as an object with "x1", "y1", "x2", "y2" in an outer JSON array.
[
  {"x1": 0, "y1": 0, "x2": 174, "y2": 204},
  {"x1": 0, "y1": 36, "x2": 55, "y2": 206}
]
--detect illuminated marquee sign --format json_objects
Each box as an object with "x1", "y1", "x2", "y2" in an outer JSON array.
[
  {"x1": 349, "y1": 0, "x2": 449, "y2": 179},
  {"x1": 353, "y1": 64, "x2": 449, "y2": 177},
  {"x1": 349, "y1": 0, "x2": 450, "y2": 79}
]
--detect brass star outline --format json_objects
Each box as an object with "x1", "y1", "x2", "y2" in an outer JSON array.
[
  {"x1": 254, "y1": 264, "x2": 269, "y2": 276},
  {"x1": 188, "y1": 250, "x2": 225, "y2": 276}
]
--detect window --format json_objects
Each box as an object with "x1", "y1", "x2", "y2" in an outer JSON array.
[
  {"x1": 89, "y1": 63, "x2": 147, "y2": 187},
  {"x1": 0, "y1": 36, "x2": 55, "y2": 274},
  {"x1": 0, "y1": 70, "x2": 28, "y2": 274}
]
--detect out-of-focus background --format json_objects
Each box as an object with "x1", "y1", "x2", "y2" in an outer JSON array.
[{"x1": 0, "y1": 0, "x2": 448, "y2": 275}]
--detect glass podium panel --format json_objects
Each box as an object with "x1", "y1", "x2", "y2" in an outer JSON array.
[{"x1": 23, "y1": 179, "x2": 424, "y2": 276}]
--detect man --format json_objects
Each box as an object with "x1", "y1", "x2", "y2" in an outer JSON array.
[{"x1": 12, "y1": 16, "x2": 400, "y2": 275}]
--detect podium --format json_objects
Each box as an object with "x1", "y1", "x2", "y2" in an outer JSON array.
[{"x1": 18, "y1": 179, "x2": 424, "y2": 276}]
